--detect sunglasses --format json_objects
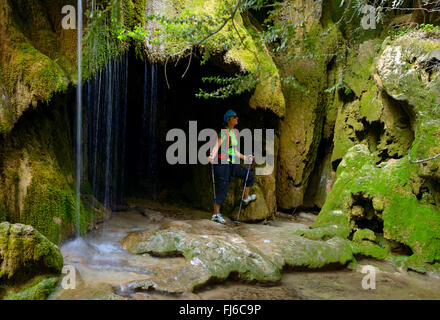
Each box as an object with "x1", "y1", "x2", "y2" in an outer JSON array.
[{"x1": 232, "y1": 115, "x2": 239, "y2": 119}]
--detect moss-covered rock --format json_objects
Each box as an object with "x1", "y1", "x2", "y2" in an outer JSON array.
[
  {"x1": 0, "y1": 0, "x2": 76, "y2": 134},
  {"x1": 326, "y1": 35, "x2": 440, "y2": 263},
  {"x1": 82, "y1": 0, "x2": 136, "y2": 79},
  {"x1": 353, "y1": 228, "x2": 376, "y2": 243},
  {"x1": 376, "y1": 32, "x2": 440, "y2": 176},
  {"x1": 331, "y1": 38, "x2": 415, "y2": 166},
  {"x1": 0, "y1": 96, "x2": 103, "y2": 244},
  {"x1": 237, "y1": 184, "x2": 269, "y2": 222},
  {"x1": 309, "y1": 144, "x2": 440, "y2": 273},
  {"x1": 0, "y1": 222, "x2": 63, "y2": 283},
  {"x1": 3, "y1": 276, "x2": 59, "y2": 300},
  {"x1": 0, "y1": 221, "x2": 62, "y2": 300}
]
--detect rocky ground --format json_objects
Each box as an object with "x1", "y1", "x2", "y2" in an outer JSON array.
[{"x1": 49, "y1": 202, "x2": 440, "y2": 300}]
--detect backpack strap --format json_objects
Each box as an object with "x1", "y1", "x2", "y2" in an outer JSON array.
[
  {"x1": 232, "y1": 128, "x2": 238, "y2": 142},
  {"x1": 218, "y1": 128, "x2": 230, "y2": 159}
]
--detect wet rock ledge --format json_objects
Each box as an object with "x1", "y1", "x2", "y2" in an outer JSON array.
[{"x1": 120, "y1": 219, "x2": 354, "y2": 293}]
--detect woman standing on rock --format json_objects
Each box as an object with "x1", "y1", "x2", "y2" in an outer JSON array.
[{"x1": 208, "y1": 109, "x2": 256, "y2": 224}]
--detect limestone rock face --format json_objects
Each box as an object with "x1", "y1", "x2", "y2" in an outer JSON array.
[
  {"x1": 238, "y1": 184, "x2": 269, "y2": 222},
  {"x1": 376, "y1": 32, "x2": 440, "y2": 178},
  {"x1": 305, "y1": 31, "x2": 440, "y2": 273},
  {"x1": 0, "y1": 100, "x2": 103, "y2": 244},
  {"x1": 331, "y1": 37, "x2": 416, "y2": 173},
  {"x1": 0, "y1": 0, "x2": 75, "y2": 133},
  {"x1": 184, "y1": 159, "x2": 277, "y2": 222},
  {"x1": 0, "y1": 222, "x2": 63, "y2": 283},
  {"x1": 309, "y1": 143, "x2": 440, "y2": 273},
  {"x1": 276, "y1": 0, "x2": 340, "y2": 210}
]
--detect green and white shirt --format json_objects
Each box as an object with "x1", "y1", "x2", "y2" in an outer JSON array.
[{"x1": 219, "y1": 128, "x2": 238, "y2": 162}]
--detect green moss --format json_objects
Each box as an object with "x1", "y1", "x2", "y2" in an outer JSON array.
[
  {"x1": 353, "y1": 228, "x2": 376, "y2": 242},
  {"x1": 331, "y1": 103, "x2": 358, "y2": 164},
  {"x1": 4, "y1": 42, "x2": 69, "y2": 104},
  {"x1": 344, "y1": 40, "x2": 379, "y2": 97},
  {"x1": 239, "y1": 15, "x2": 285, "y2": 117},
  {"x1": 0, "y1": 95, "x2": 102, "y2": 244},
  {"x1": 0, "y1": 222, "x2": 63, "y2": 285},
  {"x1": 377, "y1": 35, "x2": 440, "y2": 135},
  {"x1": 3, "y1": 276, "x2": 59, "y2": 300},
  {"x1": 0, "y1": 0, "x2": 76, "y2": 135},
  {"x1": 359, "y1": 85, "x2": 382, "y2": 121},
  {"x1": 295, "y1": 224, "x2": 350, "y2": 240},
  {"x1": 276, "y1": 16, "x2": 344, "y2": 209},
  {"x1": 132, "y1": 0, "x2": 148, "y2": 25},
  {"x1": 331, "y1": 39, "x2": 384, "y2": 164},
  {"x1": 351, "y1": 241, "x2": 390, "y2": 261},
  {"x1": 312, "y1": 144, "x2": 440, "y2": 271},
  {"x1": 21, "y1": 163, "x2": 87, "y2": 244}
]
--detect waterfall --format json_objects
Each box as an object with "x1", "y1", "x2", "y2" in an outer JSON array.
[
  {"x1": 104, "y1": 60, "x2": 113, "y2": 209},
  {"x1": 85, "y1": 56, "x2": 161, "y2": 215},
  {"x1": 138, "y1": 63, "x2": 149, "y2": 184},
  {"x1": 134, "y1": 61, "x2": 159, "y2": 195},
  {"x1": 85, "y1": 55, "x2": 128, "y2": 210},
  {"x1": 75, "y1": 0, "x2": 83, "y2": 238},
  {"x1": 147, "y1": 63, "x2": 158, "y2": 194}
]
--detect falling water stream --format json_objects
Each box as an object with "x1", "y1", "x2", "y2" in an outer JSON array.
[
  {"x1": 75, "y1": 0, "x2": 83, "y2": 238},
  {"x1": 142, "y1": 62, "x2": 159, "y2": 194},
  {"x1": 85, "y1": 56, "x2": 128, "y2": 210}
]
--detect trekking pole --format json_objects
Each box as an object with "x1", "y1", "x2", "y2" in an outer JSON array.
[
  {"x1": 234, "y1": 154, "x2": 253, "y2": 225},
  {"x1": 211, "y1": 162, "x2": 216, "y2": 203}
]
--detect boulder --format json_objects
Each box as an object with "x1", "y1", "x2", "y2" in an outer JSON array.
[
  {"x1": 307, "y1": 144, "x2": 440, "y2": 273},
  {"x1": 0, "y1": 222, "x2": 63, "y2": 283}
]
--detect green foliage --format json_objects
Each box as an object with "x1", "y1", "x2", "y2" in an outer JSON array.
[
  {"x1": 195, "y1": 73, "x2": 258, "y2": 99},
  {"x1": 116, "y1": 2, "x2": 244, "y2": 55},
  {"x1": 389, "y1": 23, "x2": 440, "y2": 39},
  {"x1": 419, "y1": 23, "x2": 440, "y2": 32},
  {"x1": 115, "y1": 0, "x2": 291, "y2": 99},
  {"x1": 82, "y1": 0, "x2": 130, "y2": 79}
]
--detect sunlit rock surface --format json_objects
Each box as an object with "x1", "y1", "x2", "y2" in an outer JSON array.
[{"x1": 121, "y1": 217, "x2": 354, "y2": 292}]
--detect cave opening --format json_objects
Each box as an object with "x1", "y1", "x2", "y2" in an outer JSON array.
[{"x1": 83, "y1": 48, "x2": 279, "y2": 212}]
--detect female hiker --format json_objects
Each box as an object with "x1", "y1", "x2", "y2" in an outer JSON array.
[{"x1": 208, "y1": 109, "x2": 256, "y2": 224}]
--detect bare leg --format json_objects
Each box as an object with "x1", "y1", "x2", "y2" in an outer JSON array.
[
  {"x1": 214, "y1": 203, "x2": 221, "y2": 214},
  {"x1": 244, "y1": 187, "x2": 250, "y2": 200}
]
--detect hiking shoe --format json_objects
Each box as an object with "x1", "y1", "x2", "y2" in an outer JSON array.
[
  {"x1": 242, "y1": 194, "x2": 257, "y2": 205},
  {"x1": 212, "y1": 213, "x2": 226, "y2": 224}
]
